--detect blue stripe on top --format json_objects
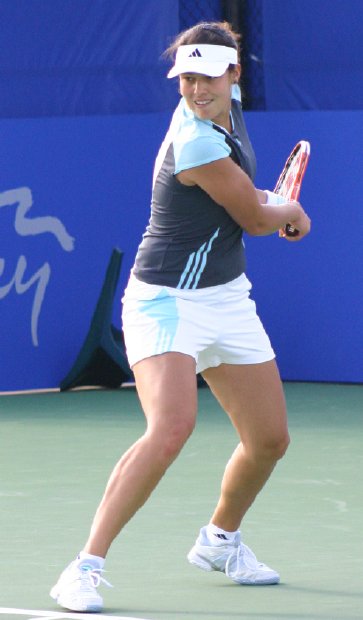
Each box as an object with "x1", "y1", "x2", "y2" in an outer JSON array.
[{"x1": 177, "y1": 227, "x2": 220, "y2": 289}]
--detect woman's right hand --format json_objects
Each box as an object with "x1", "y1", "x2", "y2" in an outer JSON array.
[{"x1": 280, "y1": 201, "x2": 311, "y2": 241}]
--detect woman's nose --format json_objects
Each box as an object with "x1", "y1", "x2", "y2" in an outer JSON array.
[{"x1": 193, "y1": 79, "x2": 207, "y2": 95}]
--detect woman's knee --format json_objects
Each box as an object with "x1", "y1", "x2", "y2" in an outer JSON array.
[
  {"x1": 245, "y1": 429, "x2": 290, "y2": 464},
  {"x1": 259, "y1": 430, "x2": 290, "y2": 461},
  {"x1": 148, "y1": 413, "x2": 196, "y2": 463}
]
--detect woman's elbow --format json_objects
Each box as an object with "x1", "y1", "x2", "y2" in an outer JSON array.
[{"x1": 244, "y1": 220, "x2": 270, "y2": 236}]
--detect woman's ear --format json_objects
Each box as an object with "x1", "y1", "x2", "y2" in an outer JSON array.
[{"x1": 233, "y1": 63, "x2": 241, "y2": 83}]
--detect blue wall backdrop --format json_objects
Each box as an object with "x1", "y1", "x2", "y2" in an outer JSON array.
[
  {"x1": 0, "y1": 0, "x2": 362, "y2": 391},
  {"x1": 261, "y1": 0, "x2": 363, "y2": 110},
  {"x1": 0, "y1": 0, "x2": 179, "y2": 116}
]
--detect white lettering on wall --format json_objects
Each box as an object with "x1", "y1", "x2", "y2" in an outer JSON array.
[{"x1": 0, "y1": 187, "x2": 75, "y2": 346}]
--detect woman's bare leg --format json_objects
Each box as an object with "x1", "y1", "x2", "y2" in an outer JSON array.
[
  {"x1": 202, "y1": 359, "x2": 289, "y2": 532},
  {"x1": 83, "y1": 352, "x2": 197, "y2": 558}
]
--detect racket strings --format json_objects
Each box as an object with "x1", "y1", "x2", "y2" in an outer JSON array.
[{"x1": 278, "y1": 154, "x2": 304, "y2": 200}]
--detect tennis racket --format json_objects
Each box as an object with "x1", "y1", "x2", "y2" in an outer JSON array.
[{"x1": 274, "y1": 140, "x2": 311, "y2": 237}]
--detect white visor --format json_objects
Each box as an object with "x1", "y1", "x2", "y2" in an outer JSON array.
[{"x1": 167, "y1": 44, "x2": 238, "y2": 79}]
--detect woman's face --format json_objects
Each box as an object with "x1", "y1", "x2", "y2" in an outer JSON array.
[{"x1": 179, "y1": 66, "x2": 240, "y2": 130}]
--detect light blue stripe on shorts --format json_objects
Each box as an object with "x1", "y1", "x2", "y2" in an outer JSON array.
[{"x1": 138, "y1": 289, "x2": 179, "y2": 356}]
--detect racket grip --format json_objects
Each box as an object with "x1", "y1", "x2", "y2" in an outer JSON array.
[{"x1": 285, "y1": 223, "x2": 299, "y2": 237}]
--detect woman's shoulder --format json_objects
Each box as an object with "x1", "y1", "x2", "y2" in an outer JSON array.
[
  {"x1": 171, "y1": 99, "x2": 230, "y2": 173},
  {"x1": 172, "y1": 99, "x2": 216, "y2": 140}
]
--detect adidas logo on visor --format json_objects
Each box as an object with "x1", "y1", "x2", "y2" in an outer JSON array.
[{"x1": 188, "y1": 48, "x2": 202, "y2": 57}]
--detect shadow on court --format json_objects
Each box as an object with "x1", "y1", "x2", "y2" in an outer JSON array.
[{"x1": 0, "y1": 382, "x2": 362, "y2": 619}]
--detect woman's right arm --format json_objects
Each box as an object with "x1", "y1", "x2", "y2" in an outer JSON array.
[{"x1": 177, "y1": 156, "x2": 311, "y2": 241}]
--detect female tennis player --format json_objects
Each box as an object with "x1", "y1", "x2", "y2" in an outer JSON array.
[{"x1": 51, "y1": 22, "x2": 311, "y2": 612}]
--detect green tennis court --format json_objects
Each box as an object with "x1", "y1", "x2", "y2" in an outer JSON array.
[{"x1": 1, "y1": 382, "x2": 362, "y2": 620}]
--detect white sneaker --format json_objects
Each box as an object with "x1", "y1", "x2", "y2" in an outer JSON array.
[
  {"x1": 187, "y1": 527, "x2": 280, "y2": 585},
  {"x1": 50, "y1": 560, "x2": 112, "y2": 612}
]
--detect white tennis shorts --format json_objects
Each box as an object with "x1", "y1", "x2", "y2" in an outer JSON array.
[{"x1": 121, "y1": 272, "x2": 275, "y2": 373}]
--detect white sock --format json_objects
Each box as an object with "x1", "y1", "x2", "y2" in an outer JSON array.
[
  {"x1": 76, "y1": 551, "x2": 105, "y2": 570},
  {"x1": 205, "y1": 523, "x2": 239, "y2": 546}
]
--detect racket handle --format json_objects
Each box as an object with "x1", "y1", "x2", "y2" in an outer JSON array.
[{"x1": 285, "y1": 223, "x2": 299, "y2": 237}]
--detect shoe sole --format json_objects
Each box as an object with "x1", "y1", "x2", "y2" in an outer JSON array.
[
  {"x1": 50, "y1": 586, "x2": 103, "y2": 613},
  {"x1": 230, "y1": 576, "x2": 280, "y2": 585}
]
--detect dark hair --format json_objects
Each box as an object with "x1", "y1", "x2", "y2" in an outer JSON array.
[{"x1": 164, "y1": 21, "x2": 241, "y2": 65}]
